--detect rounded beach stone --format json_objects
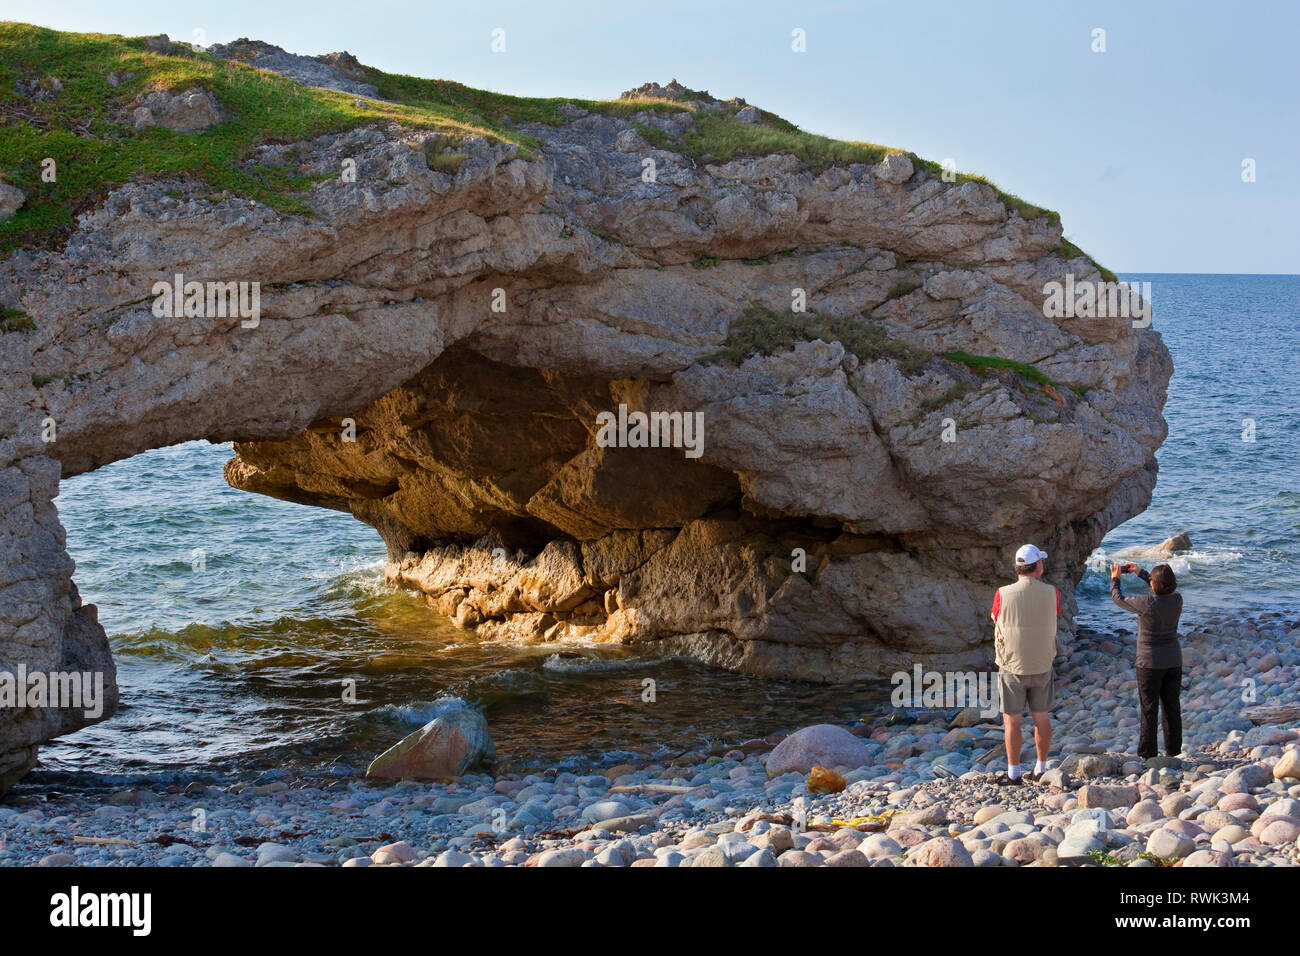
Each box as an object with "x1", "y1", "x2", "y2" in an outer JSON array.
[
  {"x1": 1146, "y1": 828, "x2": 1195, "y2": 859},
  {"x1": 909, "y1": 836, "x2": 973, "y2": 867},
  {"x1": 765, "y1": 724, "x2": 871, "y2": 777}
]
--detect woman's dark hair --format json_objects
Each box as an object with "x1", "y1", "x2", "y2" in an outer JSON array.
[{"x1": 1150, "y1": 564, "x2": 1177, "y2": 595}]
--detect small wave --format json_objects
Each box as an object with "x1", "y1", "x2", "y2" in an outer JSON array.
[
  {"x1": 541, "y1": 653, "x2": 660, "y2": 675},
  {"x1": 1087, "y1": 546, "x2": 1244, "y2": 573},
  {"x1": 309, "y1": 556, "x2": 387, "y2": 582},
  {"x1": 369, "y1": 694, "x2": 468, "y2": 725},
  {"x1": 1163, "y1": 550, "x2": 1245, "y2": 572}
]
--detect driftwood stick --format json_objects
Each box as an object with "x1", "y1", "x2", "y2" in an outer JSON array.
[{"x1": 1243, "y1": 704, "x2": 1300, "y2": 726}]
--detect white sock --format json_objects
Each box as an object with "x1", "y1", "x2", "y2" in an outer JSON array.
[
  {"x1": 1007, "y1": 764, "x2": 1022, "y2": 779},
  {"x1": 1035, "y1": 760, "x2": 1048, "y2": 774}
]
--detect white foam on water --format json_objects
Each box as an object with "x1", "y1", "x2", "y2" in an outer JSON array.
[
  {"x1": 1087, "y1": 546, "x2": 1244, "y2": 573},
  {"x1": 371, "y1": 694, "x2": 468, "y2": 725},
  {"x1": 311, "y1": 556, "x2": 387, "y2": 583}
]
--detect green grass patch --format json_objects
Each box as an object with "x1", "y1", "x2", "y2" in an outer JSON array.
[
  {"x1": 0, "y1": 24, "x2": 695, "y2": 252},
  {"x1": 1, "y1": 306, "x2": 34, "y2": 331},
  {"x1": 421, "y1": 137, "x2": 468, "y2": 175},
  {"x1": 681, "y1": 109, "x2": 889, "y2": 173},
  {"x1": 1086, "y1": 849, "x2": 1122, "y2": 867},
  {"x1": 357, "y1": 67, "x2": 688, "y2": 140},
  {"x1": 1137, "y1": 851, "x2": 1179, "y2": 868},
  {"x1": 631, "y1": 123, "x2": 674, "y2": 150},
  {"x1": 1057, "y1": 238, "x2": 1118, "y2": 282},
  {"x1": 710, "y1": 304, "x2": 931, "y2": 374},
  {"x1": 942, "y1": 350, "x2": 1055, "y2": 389}
]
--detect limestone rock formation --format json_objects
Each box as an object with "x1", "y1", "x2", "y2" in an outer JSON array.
[{"x1": 0, "y1": 32, "x2": 1172, "y2": 787}]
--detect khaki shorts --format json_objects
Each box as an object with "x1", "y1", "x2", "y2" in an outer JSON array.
[{"x1": 998, "y1": 670, "x2": 1055, "y2": 715}]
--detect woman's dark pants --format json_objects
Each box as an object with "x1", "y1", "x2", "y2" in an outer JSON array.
[{"x1": 1137, "y1": 665, "x2": 1182, "y2": 758}]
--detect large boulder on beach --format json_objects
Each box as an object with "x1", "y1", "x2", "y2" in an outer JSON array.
[
  {"x1": 765, "y1": 724, "x2": 870, "y2": 777},
  {"x1": 365, "y1": 705, "x2": 494, "y2": 781}
]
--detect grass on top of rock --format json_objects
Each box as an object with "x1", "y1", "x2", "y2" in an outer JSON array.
[
  {"x1": 0, "y1": 23, "x2": 1068, "y2": 256},
  {"x1": 681, "y1": 108, "x2": 890, "y2": 173},
  {"x1": 0, "y1": 25, "x2": 482, "y2": 250},
  {"x1": 709, "y1": 304, "x2": 931, "y2": 374},
  {"x1": 0, "y1": 24, "x2": 693, "y2": 251},
  {"x1": 677, "y1": 107, "x2": 1058, "y2": 224},
  {"x1": 1057, "y1": 237, "x2": 1118, "y2": 283}
]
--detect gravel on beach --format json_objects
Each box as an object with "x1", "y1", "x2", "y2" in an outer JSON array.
[{"x1": 3, "y1": 611, "x2": 1298, "y2": 868}]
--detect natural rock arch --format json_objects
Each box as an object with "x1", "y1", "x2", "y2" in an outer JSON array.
[{"x1": 0, "y1": 60, "x2": 1171, "y2": 789}]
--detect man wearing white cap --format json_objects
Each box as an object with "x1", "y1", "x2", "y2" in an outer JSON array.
[{"x1": 989, "y1": 543, "x2": 1060, "y2": 785}]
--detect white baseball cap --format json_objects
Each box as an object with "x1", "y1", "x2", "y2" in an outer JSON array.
[{"x1": 1016, "y1": 544, "x2": 1048, "y2": 565}]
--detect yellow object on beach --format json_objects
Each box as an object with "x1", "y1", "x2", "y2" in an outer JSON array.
[{"x1": 830, "y1": 810, "x2": 895, "y2": 828}]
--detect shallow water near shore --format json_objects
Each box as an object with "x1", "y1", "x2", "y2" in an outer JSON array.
[
  {"x1": 43, "y1": 439, "x2": 894, "y2": 782},
  {"x1": 37, "y1": 274, "x2": 1300, "y2": 786}
]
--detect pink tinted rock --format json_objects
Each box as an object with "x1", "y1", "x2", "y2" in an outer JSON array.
[
  {"x1": 1259, "y1": 819, "x2": 1300, "y2": 846},
  {"x1": 909, "y1": 836, "x2": 974, "y2": 868},
  {"x1": 826, "y1": 849, "x2": 870, "y2": 867}
]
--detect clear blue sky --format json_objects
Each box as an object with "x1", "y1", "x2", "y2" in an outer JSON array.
[{"x1": 8, "y1": 0, "x2": 1298, "y2": 273}]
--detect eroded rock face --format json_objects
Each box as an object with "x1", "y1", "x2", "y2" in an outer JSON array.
[{"x1": 0, "y1": 69, "x2": 1171, "y2": 785}]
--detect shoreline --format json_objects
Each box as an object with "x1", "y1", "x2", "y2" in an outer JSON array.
[{"x1": 2, "y1": 610, "x2": 1297, "y2": 867}]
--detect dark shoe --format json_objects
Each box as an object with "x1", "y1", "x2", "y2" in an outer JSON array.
[
  {"x1": 994, "y1": 773, "x2": 1024, "y2": 786},
  {"x1": 1022, "y1": 771, "x2": 1041, "y2": 783}
]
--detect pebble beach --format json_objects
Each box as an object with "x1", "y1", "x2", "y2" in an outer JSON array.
[{"x1": 4, "y1": 610, "x2": 1298, "y2": 868}]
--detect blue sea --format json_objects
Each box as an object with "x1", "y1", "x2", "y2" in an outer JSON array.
[{"x1": 38, "y1": 274, "x2": 1300, "y2": 782}]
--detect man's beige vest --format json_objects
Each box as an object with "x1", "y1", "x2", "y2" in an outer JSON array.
[{"x1": 994, "y1": 576, "x2": 1058, "y2": 675}]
